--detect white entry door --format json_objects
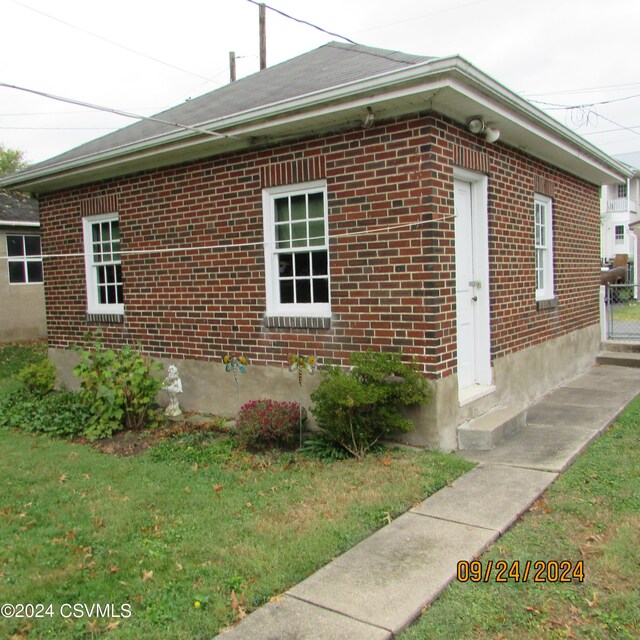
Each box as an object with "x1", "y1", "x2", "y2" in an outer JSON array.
[{"x1": 454, "y1": 173, "x2": 491, "y2": 394}]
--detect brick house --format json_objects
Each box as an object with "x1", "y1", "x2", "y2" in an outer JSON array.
[{"x1": 0, "y1": 43, "x2": 630, "y2": 449}]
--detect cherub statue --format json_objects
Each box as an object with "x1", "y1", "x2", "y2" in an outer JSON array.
[{"x1": 163, "y1": 365, "x2": 183, "y2": 418}]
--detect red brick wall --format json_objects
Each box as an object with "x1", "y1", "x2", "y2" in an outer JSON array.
[{"x1": 39, "y1": 113, "x2": 601, "y2": 380}]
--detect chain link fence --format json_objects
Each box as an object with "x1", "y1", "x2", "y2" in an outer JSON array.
[{"x1": 605, "y1": 284, "x2": 640, "y2": 340}]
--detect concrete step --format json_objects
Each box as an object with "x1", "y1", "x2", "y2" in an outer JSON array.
[
  {"x1": 601, "y1": 340, "x2": 640, "y2": 353},
  {"x1": 457, "y1": 405, "x2": 526, "y2": 451},
  {"x1": 596, "y1": 351, "x2": 640, "y2": 368}
]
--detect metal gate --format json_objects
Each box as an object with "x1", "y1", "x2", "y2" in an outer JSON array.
[{"x1": 606, "y1": 284, "x2": 640, "y2": 340}]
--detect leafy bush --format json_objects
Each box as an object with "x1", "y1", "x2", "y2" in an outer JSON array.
[
  {"x1": 0, "y1": 389, "x2": 90, "y2": 438},
  {"x1": 73, "y1": 336, "x2": 163, "y2": 441},
  {"x1": 235, "y1": 400, "x2": 303, "y2": 450},
  {"x1": 16, "y1": 359, "x2": 56, "y2": 397},
  {"x1": 301, "y1": 432, "x2": 352, "y2": 462},
  {"x1": 310, "y1": 350, "x2": 430, "y2": 459}
]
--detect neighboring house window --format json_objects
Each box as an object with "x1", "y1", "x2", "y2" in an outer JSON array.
[
  {"x1": 6, "y1": 234, "x2": 43, "y2": 284},
  {"x1": 615, "y1": 225, "x2": 625, "y2": 244},
  {"x1": 82, "y1": 214, "x2": 123, "y2": 314},
  {"x1": 617, "y1": 183, "x2": 628, "y2": 199},
  {"x1": 534, "y1": 194, "x2": 554, "y2": 301},
  {"x1": 263, "y1": 180, "x2": 330, "y2": 317}
]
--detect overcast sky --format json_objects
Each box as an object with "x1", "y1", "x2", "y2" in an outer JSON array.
[{"x1": 1, "y1": 0, "x2": 639, "y2": 166}]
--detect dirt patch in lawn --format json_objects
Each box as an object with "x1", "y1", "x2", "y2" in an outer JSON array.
[{"x1": 83, "y1": 413, "x2": 227, "y2": 457}]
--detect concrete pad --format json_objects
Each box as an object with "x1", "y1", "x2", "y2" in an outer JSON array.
[
  {"x1": 460, "y1": 423, "x2": 602, "y2": 472},
  {"x1": 526, "y1": 401, "x2": 616, "y2": 428},
  {"x1": 411, "y1": 464, "x2": 557, "y2": 533},
  {"x1": 288, "y1": 512, "x2": 497, "y2": 634},
  {"x1": 539, "y1": 387, "x2": 634, "y2": 409},
  {"x1": 214, "y1": 595, "x2": 391, "y2": 640}
]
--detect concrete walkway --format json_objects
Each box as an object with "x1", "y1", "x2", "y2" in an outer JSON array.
[{"x1": 215, "y1": 364, "x2": 640, "y2": 640}]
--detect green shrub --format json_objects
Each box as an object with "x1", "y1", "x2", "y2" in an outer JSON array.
[
  {"x1": 16, "y1": 359, "x2": 56, "y2": 397},
  {"x1": 310, "y1": 350, "x2": 430, "y2": 459},
  {"x1": 301, "y1": 432, "x2": 353, "y2": 462},
  {"x1": 73, "y1": 336, "x2": 163, "y2": 441},
  {"x1": 0, "y1": 389, "x2": 90, "y2": 438},
  {"x1": 235, "y1": 400, "x2": 303, "y2": 450}
]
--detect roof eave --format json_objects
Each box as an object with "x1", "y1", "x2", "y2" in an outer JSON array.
[{"x1": 0, "y1": 56, "x2": 630, "y2": 193}]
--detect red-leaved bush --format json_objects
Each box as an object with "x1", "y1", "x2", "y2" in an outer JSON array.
[{"x1": 235, "y1": 400, "x2": 302, "y2": 450}]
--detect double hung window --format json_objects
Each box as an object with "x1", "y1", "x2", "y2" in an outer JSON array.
[
  {"x1": 83, "y1": 214, "x2": 123, "y2": 314},
  {"x1": 263, "y1": 181, "x2": 330, "y2": 317},
  {"x1": 6, "y1": 234, "x2": 43, "y2": 284},
  {"x1": 534, "y1": 194, "x2": 554, "y2": 301}
]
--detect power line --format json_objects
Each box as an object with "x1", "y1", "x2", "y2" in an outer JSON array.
[
  {"x1": 0, "y1": 82, "x2": 230, "y2": 140},
  {"x1": 245, "y1": 0, "x2": 358, "y2": 45},
  {"x1": 8, "y1": 0, "x2": 222, "y2": 86},
  {"x1": 531, "y1": 94, "x2": 640, "y2": 110},
  {"x1": 0, "y1": 213, "x2": 456, "y2": 262}
]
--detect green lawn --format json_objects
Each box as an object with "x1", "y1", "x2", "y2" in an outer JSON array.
[
  {"x1": 612, "y1": 300, "x2": 640, "y2": 322},
  {"x1": 401, "y1": 397, "x2": 640, "y2": 640},
  {"x1": 0, "y1": 342, "x2": 473, "y2": 639}
]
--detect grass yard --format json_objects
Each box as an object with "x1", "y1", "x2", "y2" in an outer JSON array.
[
  {"x1": 0, "y1": 343, "x2": 473, "y2": 639},
  {"x1": 401, "y1": 397, "x2": 640, "y2": 640},
  {"x1": 611, "y1": 300, "x2": 640, "y2": 322}
]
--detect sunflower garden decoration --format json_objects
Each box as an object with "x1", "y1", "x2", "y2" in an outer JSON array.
[
  {"x1": 288, "y1": 354, "x2": 317, "y2": 446},
  {"x1": 223, "y1": 354, "x2": 248, "y2": 407}
]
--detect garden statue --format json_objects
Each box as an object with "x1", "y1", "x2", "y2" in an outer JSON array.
[{"x1": 163, "y1": 365, "x2": 183, "y2": 418}]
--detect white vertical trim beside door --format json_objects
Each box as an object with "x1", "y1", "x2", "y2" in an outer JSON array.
[{"x1": 453, "y1": 168, "x2": 492, "y2": 398}]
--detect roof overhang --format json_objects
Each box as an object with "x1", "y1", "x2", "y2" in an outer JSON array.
[{"x1": 0, "y1": 56, "x2": 632, "y2": 194}]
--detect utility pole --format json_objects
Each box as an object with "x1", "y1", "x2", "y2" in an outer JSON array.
[
  {"x1": 259, "y1": 3, "x2": 266, "y2": 70},
  {"x1": 229, "y1": 51, "x2": 236, "y2": 83}
]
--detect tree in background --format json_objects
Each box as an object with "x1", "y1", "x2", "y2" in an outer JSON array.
[{"x1": 0, "y1": 144, "x2": 28, "y2": 177}]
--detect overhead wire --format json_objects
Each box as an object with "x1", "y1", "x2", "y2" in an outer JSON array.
[
  {"x1": 0, "y1": 82, "x2": 230, "y2": 140},
  {"x1": 245, "y1": 0, "x2": 358, "y2": 45},
  {"x1": 8, "y1": 0, "x2": 224, "y2": 86}
]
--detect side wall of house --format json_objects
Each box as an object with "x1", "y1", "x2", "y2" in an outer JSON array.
[
  {"x1": 41, "y1": 113, "x2": 602, "y2": 447},
  {"x1": 0, "y1": 227, "x2": 47, "y2": 343}
]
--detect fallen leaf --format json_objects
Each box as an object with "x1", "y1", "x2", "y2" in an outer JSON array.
[
  {"x1": 59, "y1": 474, "x2": 68, "y2": 484},
  {"x1": 213, "y1": 484, "x2": 224, "y2": 492},
  {"x1": 586, "y1": 592, "x2": 599, "y2": 608},
  {"x1": 142, "y1": 569, "x2": 154, "y2": 581},
  {"x1": 108, "y1": 565, "x2": 118, "y2": 574},
  {"x1": 380, "y1": 457, "x2": 392, "y2": 466},
  {"x1": 87, "y1": 619, "x2": 100, "y2": 633},
  {"x1": 175, "y1": 563, "x2": 183, "y2": 571},
  {"x1": 105, "y1": 621, "x2": 120, "y2": 631}
]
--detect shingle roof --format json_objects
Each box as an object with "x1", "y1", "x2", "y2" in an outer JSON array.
[
  {"x1": 0, "y1": 192, "x2": 39, "y2": 224},
  {"x1": 32, "y1": 42, "x2": 433, "y2": 172}
]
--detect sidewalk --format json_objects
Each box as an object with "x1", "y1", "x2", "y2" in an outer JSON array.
[{"x1": 215, "y1": 363, "x2": 640, "y2": 640}]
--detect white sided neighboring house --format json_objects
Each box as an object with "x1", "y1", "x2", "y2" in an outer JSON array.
[{"x1": 601, "y1": 151, "x2": 640, "y2": 285}]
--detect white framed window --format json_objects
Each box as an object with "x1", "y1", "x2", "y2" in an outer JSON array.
[
  {"x1": 617, "y1": 183, "x2": 628, "y2": 199},
  {"x1": 82, "y1": 214, "x2": 123, "y2": 314},
  {"x1": 534, "y1": 194, "x2": 554, "y2": 301},
  {"x1": 6, "y1": 234, "x2": 43, "y2": 284},
  {"x1": 615, "y1": 225, "x2": 625, "y2": 244},
  {"x1": 262, "y1": 180, "x2": 330, "y2": 317}
]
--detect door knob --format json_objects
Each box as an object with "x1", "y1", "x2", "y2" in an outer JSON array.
[{"x1": 471, "y1": 296, "x2": 478, "y2": 302}]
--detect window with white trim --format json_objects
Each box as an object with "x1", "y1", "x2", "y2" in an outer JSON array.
[
  {"x1": 617, "y1": 183, "x2": 628, "y2": 199},
  {"x1": 615, "y1": 225, "x2": 625, "y2": 244},
  {"x1": 263, "y1": 181, "x2": 330, "y2": 317},
  {"x1": 534, "y1": 194, "x2": 554, "y2": 301},
  {"x1": 6, "y1": 234, "x2": 43, "y2": 284},
  {"x1": 82, "y1": 214, "x2": 123, "y2": 314}
]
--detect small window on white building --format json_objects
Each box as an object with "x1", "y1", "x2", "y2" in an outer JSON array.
[
  {"x1": 534, "y1": 194, "x2": 554, "y2": 301},
  {"x1": 82, "y1": 214, "x2": 123, "y2": 314},
  {"x1": 6, "y1": 234, "x2": 43, "y2": 284},
  {"x1": 617, "y1": 184, "x2": 628, "y2": 199},
  {"x1": 615, "y1": 225, "x2": 625, "y2": 244},
  {"x1": 263, "y1": 181, "x2": 330, "y2": 317}
]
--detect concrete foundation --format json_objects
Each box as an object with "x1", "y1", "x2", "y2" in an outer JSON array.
[{"x1": 49, "y1": 322, "x2": 601, "y2": 449}]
